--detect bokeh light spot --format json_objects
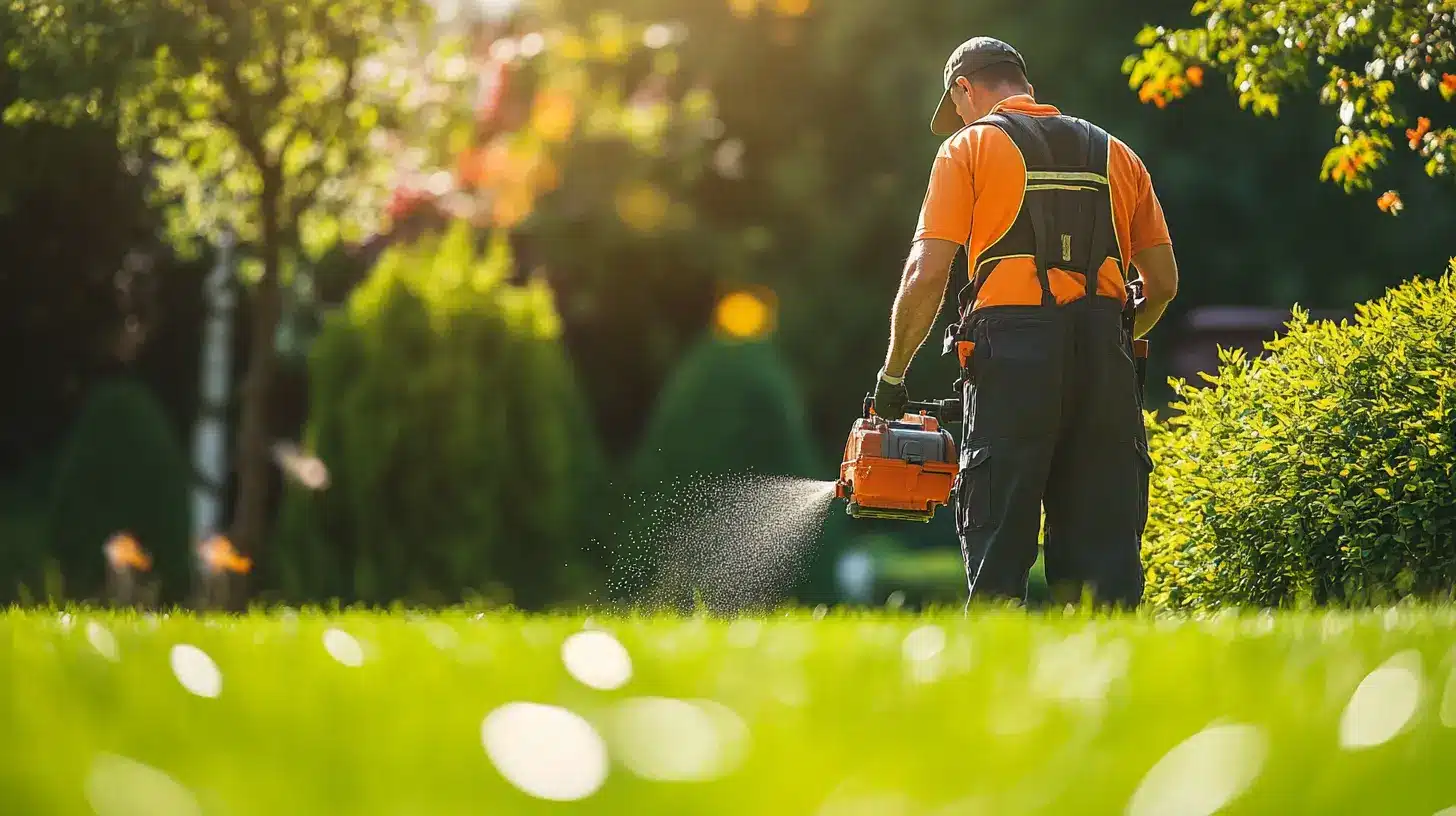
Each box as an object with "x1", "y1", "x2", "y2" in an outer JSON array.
[
  {"x1": 482, "y1": 702, "x2": 608, "y2": 801},
  {"x1": 608, "y1": 697, "x2": 749, "y2": 781},
  {"x1": 1126, "y1": 723, "x2": 1267, "y2": 816},
  {"x1": 323, "y1": 628, "x2": 365, "y2": 667},
  {"x1": 1340, "y1": 649, "x2": 1423, "y2": 749},
  {"x1": 561, "y1": 630, "x2": 633, "y2": 690},
  {"x1": 85, "y1": 753, "x2": 201, "y2": 816},
  {"x1": 87, "y1": 621, "x2": 119, "y2": 662},
  {"x1": 714, "y1": 289, "x2": 775, "y2": 340},
  {"x1": 727, "y1": 0, "x2": 757, "y2": 20},
  {"x1": 614, "y1": 181, "x2": 670, "y2": 233},
  {"x1": 170, "y1": 644, "x2": 221, "y2": 698},
  {"x1": 902, "y1": 625, "x2": 946, "y2": 663}
]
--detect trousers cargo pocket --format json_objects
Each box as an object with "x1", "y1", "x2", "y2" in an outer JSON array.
[{"x1": 955, "y1": 445, "x2": 993, "y2": 533}]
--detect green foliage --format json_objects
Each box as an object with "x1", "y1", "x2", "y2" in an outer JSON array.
[
  {"x1": 46, "y1": 378, "x2": 191, "y2": 602},
  {"x1": 273, "y1": 221, "x2": 606, "y2": 609},
  {"x1": 629, "y1": 334, "x2": 820, "y2": 489},
  {"x1": 3, "y1": 0, "x2": 439, "y2": 260},
  {"x1": 17, "y1": 606, "x2": 1456, "y2": 813},
  {"x1": 1143, "y1": 264, "x2": 1456, "y2": 610},
  {"x1": 1125, "y1": 0, "x2": 1456, "y2": 205}
]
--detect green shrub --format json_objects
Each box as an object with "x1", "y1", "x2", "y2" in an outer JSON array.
[
  {"x1": 47, "y1": 378, "x2": 191, "y2": 602},
  {"x1": 1143, "y1": 266, "x2": 1456, "y2": 610},
  {"x1": 273, "y1": 223, "x2": 608, "y2": 609}
]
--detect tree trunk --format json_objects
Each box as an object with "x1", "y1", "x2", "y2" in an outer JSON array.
[{"x1": 229, "y1": 174, "x2": 285, "y2": 582}]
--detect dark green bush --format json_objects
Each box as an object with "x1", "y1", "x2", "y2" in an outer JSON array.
[
  {"x1": 47, "y1": 378, "x2": 191, "y2": 602},
  {"x1": 273, "y1": 223, "x2": 608, "y2": 609},
  {"x1": 1143, "y1": 266, "x2": 1456, "y2": 609}
]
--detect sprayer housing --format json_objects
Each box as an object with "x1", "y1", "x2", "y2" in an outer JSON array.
[{"x1": 835, "y1": 398, "x2": 959, "y2": 522}]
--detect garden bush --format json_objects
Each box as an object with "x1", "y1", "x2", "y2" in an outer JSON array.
[
  {"x1": 1143, "y1": 266, "x2": 1456, "y2": 609},
  {"x1": 272, "y1": 223, "x2": 608, "y2": 610},
  {"x1": 46, "y1": 377, "x2": 191, "y2": 602}
]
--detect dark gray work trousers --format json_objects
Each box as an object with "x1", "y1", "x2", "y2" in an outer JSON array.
[{"x1": 952, "y1": 298, "x2": 1152, "y2": 610}]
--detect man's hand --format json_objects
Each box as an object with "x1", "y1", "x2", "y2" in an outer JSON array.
[{"x1": 873, "y1": 372, "x2": 909, "y2": 420}]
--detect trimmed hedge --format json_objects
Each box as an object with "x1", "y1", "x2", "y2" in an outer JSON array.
[
  {"x1": 1143, "y1": 267, "x2": 1456, "y2": 609},
  {"x1": 47, "y1": 378, "x2": 191, "y2": 602},
  {"x1": 273, "y1": 223, "x2": 608, "y2": 609}
]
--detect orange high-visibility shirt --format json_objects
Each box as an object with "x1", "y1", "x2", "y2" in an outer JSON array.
[{"x1": 913, "y1": 95, "x2": 1173, "y2": 310}]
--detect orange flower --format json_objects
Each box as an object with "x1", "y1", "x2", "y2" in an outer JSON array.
[
  {"x1": 104, "y1": 533, "x2": 152, "y2": 572},
  {"x1": 1185, "y1": 65, "x2": 1205, "y2": 88},
  {"x1": 1442, "y1": 74, "x2": 1456, "y2": 101},
  {"x1": 199, "y1": 535, "x2": 252, "y2": 576},
  {"x1": 1407, "y1": 117, "x2": 1432, "y2": 150},
  {"x1": 1376, "y1": 190, "x2": 1403, "y2": 214}
]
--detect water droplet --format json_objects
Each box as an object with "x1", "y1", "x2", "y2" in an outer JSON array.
[
  {"x1": 170, "y1": 645, "x2": 221, "y2": 698},
  {"x1": 85, "y1": 753, "x2": 201, "y2": 816},
  {"x1": 481, "y1": 703, "x2": 608, "y2": 801},
  {"x1": 323, "y1": 628, "x2": 365, "y2": 667},
  {"x1": 1340, "y1": 649, "x2": 1423, "y2": 749},
  {"x1": 608, "y1": 697, "x2": 749, "y2": 781},
  {"x1": 561, "y1": 630, "x2": 633, "y2": 691},
  {"x1": 1126, "y1": 723, "x2": 1267, "y2": 816},
  {"x1": 87, "y1": 621, "x2": 119, "y2": 662}
]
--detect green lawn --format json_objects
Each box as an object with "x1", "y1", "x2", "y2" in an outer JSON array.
[{"x1": 5, "y1": 605, "x2": 1456, "y2": 815}]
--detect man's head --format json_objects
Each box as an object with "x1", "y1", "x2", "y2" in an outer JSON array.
[{"x1": 931, "y1": 37, "x2": 1033, "y2": 136}]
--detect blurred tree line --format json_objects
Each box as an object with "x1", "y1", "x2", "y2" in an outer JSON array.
[{"x1": 3, "y1": 0, "x2": 1454, "y2": 608}]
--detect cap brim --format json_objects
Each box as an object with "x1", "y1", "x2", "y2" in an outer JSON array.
[{"x1": 930, "y1": 87, "x2": 962, "y2": 136}]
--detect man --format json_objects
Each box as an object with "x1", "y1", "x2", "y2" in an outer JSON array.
[{"x1": 872, "y1": 37, "x2": 1179, "y2": 609}]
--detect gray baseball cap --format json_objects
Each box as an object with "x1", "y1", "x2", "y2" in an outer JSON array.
[{"x1": 931, "y1": 37, "x2": 1028, "y2": 136}]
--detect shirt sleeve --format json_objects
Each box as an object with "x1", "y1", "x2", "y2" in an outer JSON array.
[
  {"x1": 1128, "y1": 161, "x2": 1172, "y2": 256},
  {"x1": 913, "y1": 136, "x2": 974, "y2": 246}
]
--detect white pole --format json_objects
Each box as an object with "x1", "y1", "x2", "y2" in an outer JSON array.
[{"x1": 191, "y1": 230, "x2": 236, "y2": 545}]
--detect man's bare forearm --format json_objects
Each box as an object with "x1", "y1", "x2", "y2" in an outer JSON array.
[
  {"x1": 1132, "y1": 295, "x2": 1170, "y2": 339},
  {"x1": 883, "y1": 239, "x2": 957, "y2": 378},
  {"x1": 1129, "y1": 244, "x2": 1178, "y2": 340}
]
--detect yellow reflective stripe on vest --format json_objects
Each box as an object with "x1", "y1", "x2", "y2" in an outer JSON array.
[
  {"x1": 1024, "y1": 183, "x2": 1100, "y2": 193},
  {"x1": 1025, "y1": 170, "x2": 1109, "y2": 185}
]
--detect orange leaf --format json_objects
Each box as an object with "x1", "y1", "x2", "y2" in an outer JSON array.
[
  {"x1": 1442, "y1": 74, "x2": 1456, "y2": 101},
  {"x1": 1185, "y1": 65, "x2": 1205, "y2": 88},
  {"x1": 1407, "y1": 116, "x2": 1432, "y2": 150},
  {"x1": 1376, "y1": 190, "x2": 1403, "y2": 214}
]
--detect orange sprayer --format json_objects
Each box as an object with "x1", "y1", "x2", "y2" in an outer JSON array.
[{"x1": 834, "y1": 395, "x2": 961, "y2": 522}]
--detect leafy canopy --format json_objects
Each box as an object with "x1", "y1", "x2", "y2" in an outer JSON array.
[
  {"x1": 4, "y1": 0, "x2": 453, "y2": 262},
  {"x1": 1125, "y1": 1, "x2": 1456, "y2": 213}
]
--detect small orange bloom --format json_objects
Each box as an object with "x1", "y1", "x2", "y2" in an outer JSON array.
[
  {"x1": 1407, "y1": 117, "x2": 1432, "y2": 150},
  {"x1": 199, "y1": 535, "x2": 252, "y2": 576},
  {"x1": 1376, "y1": 190, "x2": 1403, "y2": 214},
  {"x1": 1442, "y1": 74, "x2": 1456, "y2": 100},
  {"x1": 104, "y1": 533, "x2": 152, "y2": 572},
  {"x1": 1185, "y1": 65, "x2": 1205, "y2": 88}
]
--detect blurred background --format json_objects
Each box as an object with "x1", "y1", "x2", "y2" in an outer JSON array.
[{"x1": 3, "y1": 0, "x2": 1453, "y2": 611}]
